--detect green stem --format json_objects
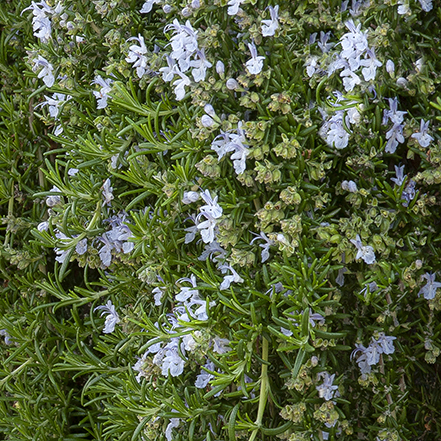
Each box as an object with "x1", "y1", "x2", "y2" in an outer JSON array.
[
  {"x1": 3, "y1": 182, "x2": 14, "y2": 247},
  {"x1": 249, "y1": 337, "x2": 269, "y2": 441}
]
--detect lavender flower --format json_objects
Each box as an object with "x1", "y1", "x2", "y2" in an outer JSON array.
[
  {"x1": 31, "y1": 55, "x2": 55, "y2": 87},
  {"x1": 94, "y1": 300, "x2": 120, "y2": 333},
  {"x1": 411, "y1": 119, "x2": 433, "y2": 148},
  {"x1": 350, "y1": 234, "x2": 376, "y2": 264},
  {"x1": 418, "y1": 272, "x2": 441, "y2": 300},
  {"x1": 316, "y1": 372, "x2": 339, "y2": 401},
  {"x1": 92, "y1": 75, "x2": 113, "y2": 109}
]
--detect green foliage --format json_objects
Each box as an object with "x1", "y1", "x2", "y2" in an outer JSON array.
[{"x1": 2, "y1": 0, "x2": 441, "y2": 440}]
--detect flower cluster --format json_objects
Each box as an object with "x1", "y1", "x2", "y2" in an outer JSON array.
[{"x1": 351, "y1": 333, "x2": 396, "y2": 375}]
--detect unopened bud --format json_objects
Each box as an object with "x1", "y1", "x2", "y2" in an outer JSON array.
[{"x1": 226, "y1": 78, "x2": 239, "y2": 90}]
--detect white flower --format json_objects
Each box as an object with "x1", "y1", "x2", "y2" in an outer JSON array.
[
  {"x1": 153, "y1": 287, "x2": 164, "y2": 306},
  {"x1": 190, "y1": 49, "x2": 212, "y2": 82},
  {"x1": 37, "y1": 93, "x2": 71, "y2": 119},
  {"x1": 261, "y1": 5, "x2": 279, "y2": 37},
  {"x1": 340, "y1": 68, "x2": 361, "y2": 92},
  {"x1": 397, "y1": 0, "x2": 410, "y2": 13},
  {"x1": 320, "y1": 110, "x2": 351, "y2": 149},
  {"x1": 102, "y1": 178, "x2": 114, "y2": 205},
  {"x1": 172, "y1": 71, "x2": 191, "y2": 100},
  {"x1": 176, "y1": 274, "x2": 198, "y2": 302},
  {"x1": 152, "y1": 338, "x2": 186, "y2": 377},
  {"x1": 419, "y1": 0, "x2": 433, "y2": 12},
  {"x1": 350, "y1": 234, "x2": 376, "y2": 264},
  {"x1": 411, "y1": 119, "x2": 433, "y2": 148},
  {"x1": 197, "y1": 212, "x2": 217, "y2": 243},
  {"x1": 250, "y1": 231, "x2": 274, "y2": 263},
  {"x1": 165, "y1": 418, "x2": 180, "y2": 441},
  {"x1": 140, "y1": 0, "x2": 160, "y2": 13},
  {"x1": 22, "y1": 1, "x2": 62, "y2": 43},
  {"x1": 227, "y1": 0, "x2": 244, "y2": 15},
  {"x1": 340, "y1": 19, "x2": 369, "y2": 62},
  {"x1": 165, "y1": 19, "x2": 199, "y2": 73},
  {"x1": 316, "y1": 372, "x2": 338, "y2": 401},
  {"x1": 198, "y1": 243, "x2": 226, "y2": 266},
  {"x1": 305, "y1": 56, "x2": 319, "y2": 77},
  {"x1": 159, "y1": 55, "x2": 177, "y2": 82},
  {"x1": 126, "y1": 35, "x2": 149, "y2": 78},
  {"x1": 31, "y1": 55, "x2": 55, "y2": 87},
  {"x1": 204, "y1": 104, "x2": 216, "y2": 117},
  {"x1": 219, "y1": 265, "x2": 244, "y2": 290},
  {"x1": 360, "y1": 48, "x2": 382, "y2": 81},
  {"x1": 92, "y1": 75, "x2": 113, "y2": 109},
  {"x1": 245, "y1": 42, "x2": 265, "y2": 75},
  {"x1": 418, "y1": 272, "x2": 441, "y2": 300},
  {"x1": 94, "y1": 300, "x2": 120, "y2": 333},
  {"x1": 200, "y1": 190, "x2": 223, "y2": 218},
  {"x1": 382, "y1": 98, "x2": 407, "y2": 125}
]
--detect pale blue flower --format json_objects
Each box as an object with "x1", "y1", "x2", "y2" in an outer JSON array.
[
  {"x1": 411, "y1": 119, "x2": 433, "y2": 148},
  {"x1": 316, "y1": 372, "x2": 338, "y2": 401},
  {"x1": 219, "y1": 265, "x2": 244, "y2": 290},
  {"x1": 94, "y1": 300, "x2": 120, "y2": 333},
  {"x1": 419, "y1": 272, "x2": 441, "y2": 300},
  {"x1": 195, "y1": 360, "x2": 215, "y2": 388},
  {"x1": 350, "y1": 234, "x2": 376, "y2": 264}
]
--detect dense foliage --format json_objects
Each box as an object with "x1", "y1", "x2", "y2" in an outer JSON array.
[{"x1": 1, "y1": 0, "x2": 441, "y2": 440}]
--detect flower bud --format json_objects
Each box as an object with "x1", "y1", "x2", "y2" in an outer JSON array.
[
  {"x1": 226, "y1": 78, "x2": 239, "y2": 90},
  {"x1": 181, "y1": 6, "x2": 192, "y2": 16},
  {"x1": 201, "y1": 115, "x2": 215, "y2": 127},
  {"x1": 396, "y1": 77, "x2": 408, "y2": 88},
  {"x1": 163, "y1": 4, "x2": 172, "y2": 13},
  {"x1": 386, "y1": 59, "x2": 395, "y2": 76},
  {"x1": 204, "y1": 104, "x2": 216, "y2": 117},
  {"x1": 182, "y1": 191, "x2": 199, "y2": 204},
  {"x1": 216, "y1": 60, "x2": 225, "y2": 75}
]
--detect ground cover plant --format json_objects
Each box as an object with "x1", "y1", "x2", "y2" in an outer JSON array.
[{"x1": 1, "y1": 0, "x2": 441, "y2": 439}]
